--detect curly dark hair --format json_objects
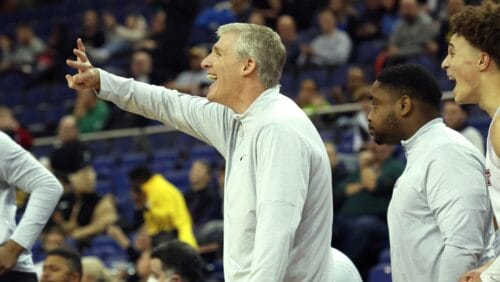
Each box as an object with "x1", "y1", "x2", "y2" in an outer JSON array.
[{"x1": 450, "y1": 0, "x2": 500, "y2": 67}]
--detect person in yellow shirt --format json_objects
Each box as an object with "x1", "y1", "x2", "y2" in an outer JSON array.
[{"x1": 128, "y1": 166, "x2": 197, "y2": 249}]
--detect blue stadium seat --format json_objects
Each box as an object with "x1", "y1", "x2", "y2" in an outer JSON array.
[
  {"x1": 121, "y1": 152, "x2": 147, "y2": 168},
  {"x1": 95, "y1": 180, "x2": 113, "y2": 196},
  {"x1": 298, "y1": 68, "x2": 329, "y2": 88},
  {"x1": 279, "y1": 72, "x2": 298, "y2": 98}
]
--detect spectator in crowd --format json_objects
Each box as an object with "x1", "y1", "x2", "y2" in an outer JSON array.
[
  {"x1": 380, "y1": 0, "x2": 400, "y2": 37},
  {"x1": 149, "y1": 240, "x2": 203, "y2": 282},
  {"x1": 442, "y1": 99, "x2": 484, "y2": 155},
  {"x1": 0, "y1": 106, "x2": 33, "y2": 150},
  {"x1": 247, "y1": 10, "x2": 267, "y2": 25},
  {"x1": 330, "y1": 66, "x2": 368, "y2": 104},
  {"x1": 295, "y1": 79, "x2": 329, "y2": 115},
  {"x1": 299, "y1": 8, "x2": 352, "y2": 67},
  {"x1": 128, "y1": 166, "x2": 198, "y2": 249},
  {"x1": 368, "y1": 64, "x2": 494, "y2": 281},
  {"x1": 384, "y1": 0, "x2": 438, "y2": 65},
  {"x1": 90, "y1": 12, "x2": 148, "y2": 64},
  {"x1": 347, "y1": 0, "x2": 385, "y2": 43},
  {"x1": 134, "y1": 10, "x2": 166, "y2": 54},
  {"x1": 35, "y1": 226, "x2": 68, "y2": 279},
  {"x1": 50, "y1": 115, "x2": 92, "y2": 186},
  {"x1": 276, "y1": 15, "x2": 301, "y2": 73},
  {"x1": 0, "y1": 131, "x2": 63, "y2": 282},
  {"x1": 73, "y1": 89, "x2": 110, "y2": 133},
  {"x1": 40, "y1": 248, "x2": 82, "y2": 282},
  {"x1": 11, "y1": 23, "x2": 46, "y2": 73},
  {"x1": 78, "y1": 10, "x2": 105, "y2": 49},
  {"x1": 129, "y1": 51, "x2": 156, "y2": 84},
  {"x1": 327, "y1": 0, "x2": 357, "y2": 31},
  {"x1": 184, "y1": 159, "x2": 222, "y2": 229},
  {"x1": 435, "y1": 0, "x2": 465, "y2": 59},
  {"x1": 164, "y1": 46, "x2": 211, "y2": 95},
  {"x1": 50, "y1": 116, "x2": 117, "y2": 248},
  {"x1": 0, "y1": 34, "x2": 14, "y2": 71}
]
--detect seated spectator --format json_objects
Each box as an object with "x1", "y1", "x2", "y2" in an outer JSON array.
[
  {"x1": 276, "y1": 15, "x2": 301, "y2": 73},
  {"x1": 381, "y1": 0, "x2": 400, "y2": 37},
  {"x1": 149, "y1": 240, "x2": 203, "y2": 282},
  {"x1": 384, "y1": 0, "x2": 438, "y2": 65},
  {"x1": 128, "y1": 166, "x2": 198, "y2": 249},
  {"x1": 327, "y1": 0, "x2": 357, "y2": 31},
  {"x1": 0, "y1": 106, "x2": 33, "y2": 150},
  {"x1": 442, "y1": 99, "x2": 484, "y2": 155},
  {"x1": 184, "y1": 160, "x2": 222, "y2": 229},
  {"x1": 11, "y1": 22, "x2": 46, "y2": 73},
  {"x1": 435, "y1": 0, "x2": 465, "y2": 59},
  {"x1": 299, "y1": 8, "x2": 352, "y2": 67},
  {"x1": 247, "y1": 10, "x2": 267, "y2": 25},
  {"x1": 50, "y1": 115, "x2": 92, "y2": 182},
  {"x1": 78, "y1": 10, "x2": 106, "y2": 49},
  {"x1": 89, "y1": 12, "x2": 148, "y2": 64},
  {"x1": 330, "y1": 66, "x2": 369, "y2": 104},
  {"x1": 50, "y1": 117, "x2": 117, "y2": 247},
  {"x1": 73, "y1": 89, "x2": 110, "y2": 133},
  {"x1": 41, "y1": 248, "x2": 82, "y2": 282},
  {"x1": 129, "y1": 50, "x2": 156, "y2": 84},
  {"x1": 35, "y1": 226, "x2": 67, "y2": 279},
  {"x1": 164, "y1": 47, "x2": 211, "y2": 96},
  {"x1": 81, "y1": 256, "x2": 112, "y2": 282},
  {"x1": 296, "y1": 79, "x2": 329, "y2": 115},
  {"x1": 134, "y1": 10, "x2": 166, "y2": 53},
  {"x1": 0, "y1": 34, "x2": 14, "y2": 71},
  {"x1": 347, "y1": 0, "x2": 385, "y2": 43}
]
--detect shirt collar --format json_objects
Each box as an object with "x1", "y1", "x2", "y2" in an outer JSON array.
[
  {"x1": 401, "y1": 118, "x2": 443, "y2": 151},
  {"x1": 233, "y1": 85, "x2": 280, "y2": 124}
]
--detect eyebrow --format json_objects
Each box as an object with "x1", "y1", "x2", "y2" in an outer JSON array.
[{"x1": 212, "y1": 46, "x2": 222, "y2": 54}]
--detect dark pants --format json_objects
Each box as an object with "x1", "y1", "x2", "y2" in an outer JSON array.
[{"x1": 0, "y1": 271, "x2": 37, "y2": 282}]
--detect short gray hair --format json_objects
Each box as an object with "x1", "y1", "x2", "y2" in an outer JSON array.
[{"x1": 217, "y1": 23, "x2": 286, "y2": 89}]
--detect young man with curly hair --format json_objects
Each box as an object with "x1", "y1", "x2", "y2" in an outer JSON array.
[{"x1": 441, "y1": 1, "x2": 500, "y2": 281}]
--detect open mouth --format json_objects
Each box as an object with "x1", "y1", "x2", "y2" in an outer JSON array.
[{"x1": 207, "y1": 74, "x2": 217, "y2": 80}]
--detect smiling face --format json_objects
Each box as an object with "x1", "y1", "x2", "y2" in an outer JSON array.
[
  {"x1": 368, "y1": 81, "x2": 402, "y2": 145},
  {"x1": 201, "y1": 32, "x2": 245, "y2": 106},
  {"x1": 441, "y1": 34, "x2": 482, "y2": 104}
]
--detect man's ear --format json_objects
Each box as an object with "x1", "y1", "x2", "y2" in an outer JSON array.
[
  {"x1": 478, "y1": 52, "x2": 491, "y2": 71},
  {"x1": 399, "y1": 95, "x2": 412, "y2": 117},
  {"x1": 242, "y1": 58, "x2": 257, "y2": 76}
]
